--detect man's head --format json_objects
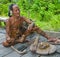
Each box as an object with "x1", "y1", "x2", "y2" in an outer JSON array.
[{"x1": 8, "y1": 4, "x2": 20, "y2": 17}]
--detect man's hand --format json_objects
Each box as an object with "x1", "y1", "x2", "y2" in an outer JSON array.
[
  {"x1": 7, "y1": 37, "x2": 15, "y2": 44},
  {"x1": 27, "y1": 22, "x2": 34, "y2": 30},
  {"x1": 10, "y1": 38, "x2": 15, "y2": 43}
]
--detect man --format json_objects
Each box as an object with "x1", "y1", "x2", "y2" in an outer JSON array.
[{"x1": 2, "y1": 4, "x2": 60, "y2": 47}]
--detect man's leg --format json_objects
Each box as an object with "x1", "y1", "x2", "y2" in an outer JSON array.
[
  {"x1": 21, "y1": 26, "x2": 49, "y2": 40},
  {"x1": 17, "y1": 26, "x2": 39, "y2": 42},
  {"x1": 16, "y1": 28, "x2": 34, "y2": 43},
  {"x1": 16, "y1": 26, "x2": 49, "y2": 43}
]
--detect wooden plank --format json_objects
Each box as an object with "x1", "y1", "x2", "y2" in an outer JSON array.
[
  {"x1": 3, "y1": 43, "x2": 30, "y2": 57},
  {"x1": 0, "y1": 42, "x2": 30, "y2": 57},
  {"x1": 3, "y1": 51, "x2": 21, "y2": 57},
  {"x1": 0, "y1": 17, "x2": 8, "y2": 22},
  {"x1": 40, "y1": 53, "x2": 60, "y2": 57},
  {"x1": 0, "y1": 29, "x2": 60, "y2": 57},
  {"x1": 22, "y1": 51, "x2": 39, "y2": 57},
  {"x1": 0, "y1": 17, "x2": 8, "y2": 27},
  {"x1": 0, "y1": 45, "x2": 13, "y2": 57},
  {"x1": 0, "y1": 33, "x2": 6, "y2": 44}
]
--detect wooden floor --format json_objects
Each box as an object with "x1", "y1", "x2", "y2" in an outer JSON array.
[{"x1": 0, "y1": 28, "x2": 60, "y2": 57}]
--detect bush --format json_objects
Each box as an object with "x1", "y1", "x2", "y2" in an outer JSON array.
[{"x1": 0, "y1": 0, "x2": 60, "y2": 31}]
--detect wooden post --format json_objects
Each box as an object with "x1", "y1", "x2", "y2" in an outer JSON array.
[{"x1": 0, "y1": 17, "x2": 8, "y2": 28}]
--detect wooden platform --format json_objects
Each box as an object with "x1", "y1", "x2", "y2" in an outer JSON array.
[{"x1": 0, "y1": 28, "x2": 60, "y2": 57}]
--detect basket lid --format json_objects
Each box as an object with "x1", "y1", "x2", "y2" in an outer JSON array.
[{"x1": 36, "y1": 42, "x2": 56, "y2": 55}]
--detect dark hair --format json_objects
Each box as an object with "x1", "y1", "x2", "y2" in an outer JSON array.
[{"x1": 8, "y1": 4, "x2": 16, "y2": 17}]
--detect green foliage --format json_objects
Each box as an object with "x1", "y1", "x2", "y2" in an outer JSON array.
[
  {"x1": 0, "y1": 0, "x2": 10, "y2": 4},
  {"x1": 0, "y1": 0, "x2": 60, "y2": 31},
  {"x1": 50, "y1": 15, "x2": 60, "y2": 31}
]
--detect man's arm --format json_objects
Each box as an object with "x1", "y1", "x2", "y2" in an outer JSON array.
[
  {"x1": 6, "y1": 19, "x2": 11, "y2": 40},
  {"x1": 23, "y1": 17, "x2": 32, "y2": 24},
  {"x1": 23, "y1": 17, "x2": 51, "y2": 39}
]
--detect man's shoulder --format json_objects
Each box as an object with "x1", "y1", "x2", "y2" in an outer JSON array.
[{"x1": 6, "y1": 17, "x2": 12, "y2": 22}]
